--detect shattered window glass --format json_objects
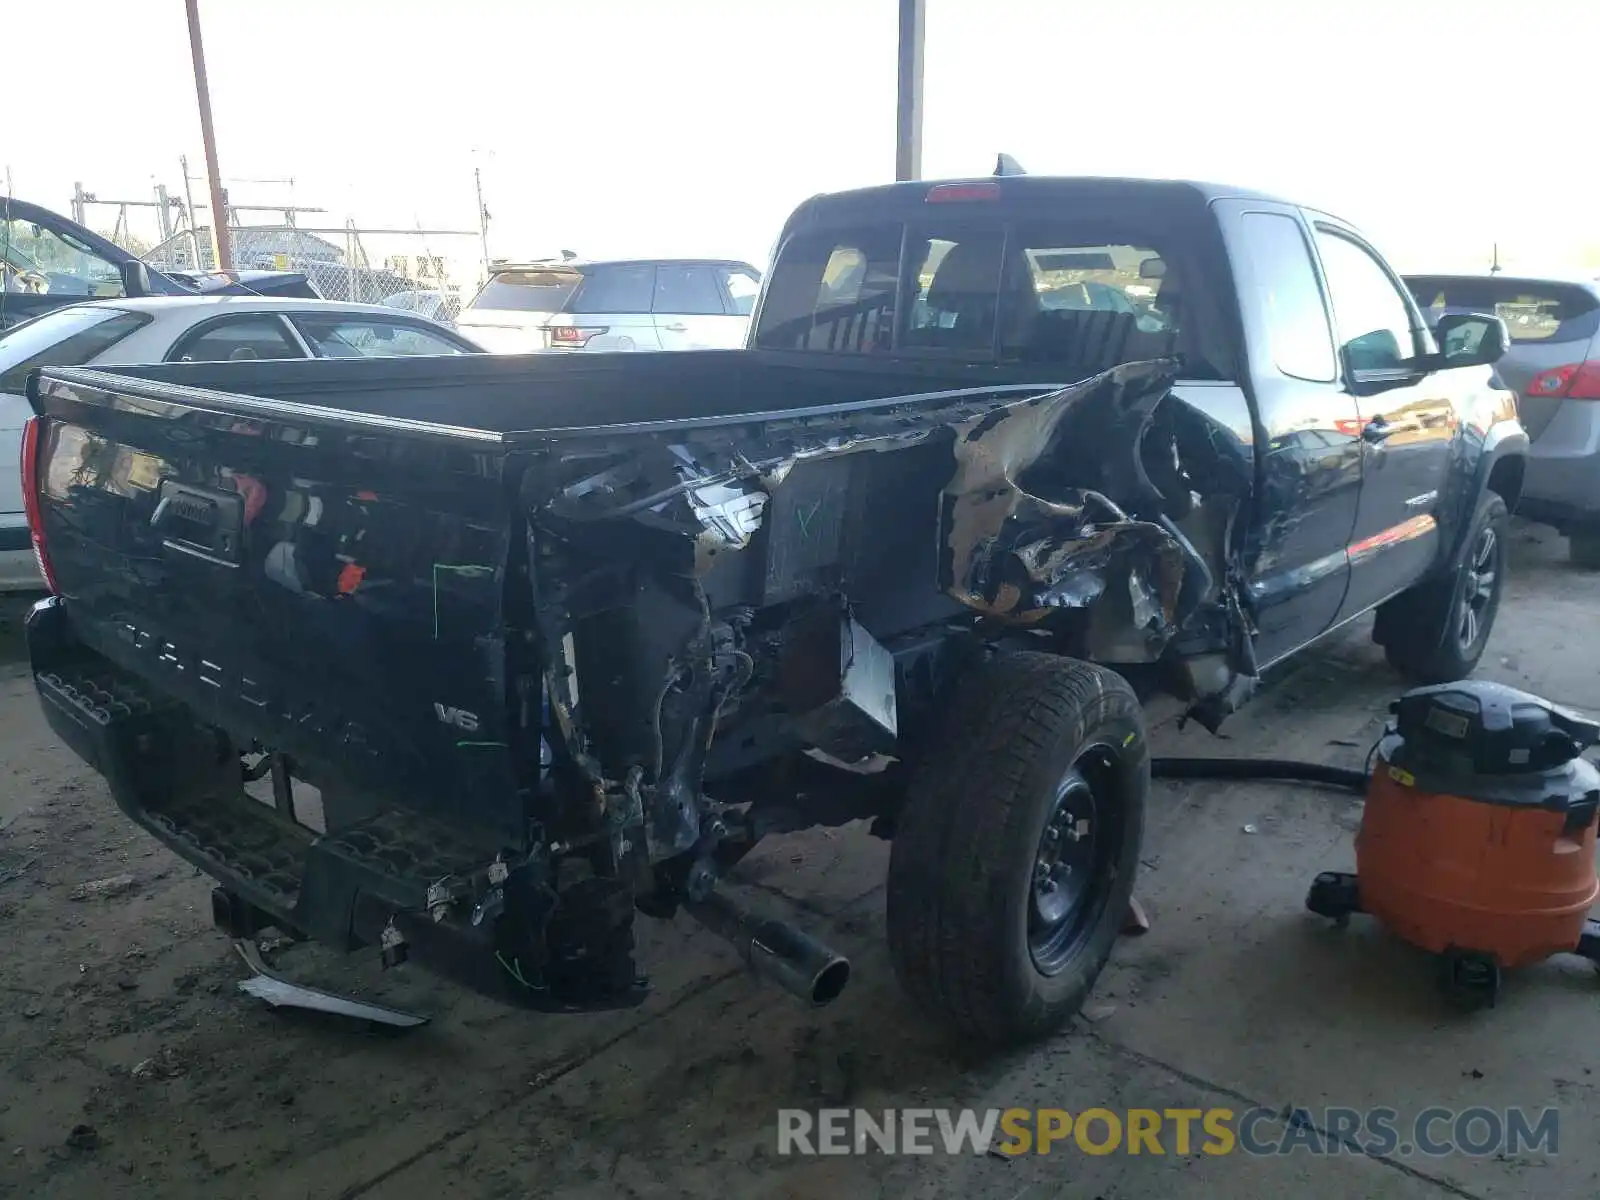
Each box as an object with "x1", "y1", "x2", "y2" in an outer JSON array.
[{"x1": 753, "y1": 224, "x2": 901, "y2": 353}]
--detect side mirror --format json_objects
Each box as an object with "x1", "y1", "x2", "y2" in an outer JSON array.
[
  {"x1": 1432, "y1": 311, "x2": 1508, "y2": 369},
  {"x1": 120, "y1": 260, "x2": 152, "y2": 297}
]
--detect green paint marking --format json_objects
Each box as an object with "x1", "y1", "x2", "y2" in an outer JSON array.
[
  {"x1": 1123, "y1": 732, "x2": 1137, "y2": 747},
  {"x1": 456, "y1": 740, "x2": 508, "y2": 749},
  {"x1": 795, "y1": 499, "x2": 822, "y2": 539}
]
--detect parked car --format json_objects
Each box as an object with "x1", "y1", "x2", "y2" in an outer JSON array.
[
  {"x1": 1405, "y1": 273, "x2": 1600, "y2": 565},
  {"x1": 456, "y1": 258, "x2": 761, "y2": 353},
  {"x1": 0, "y1": 296, "x2": 481, "y2": 591},
  {"x1": 2, "y1": 195, "x2": 318, "y2": 331},
  {"x1": 18, "y1": 176, "x2": 1521, "y2": 1045}
]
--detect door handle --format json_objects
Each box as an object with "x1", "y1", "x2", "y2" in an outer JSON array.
[
  {"x1": 1360, "y1": 418, "x2": 1393, "y2": 444},
  {"x1": 660, "y1": 322, "x2": 688, "y2": 332}
]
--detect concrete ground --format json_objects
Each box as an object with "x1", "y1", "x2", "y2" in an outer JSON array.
[{"x1": 1, "y1": 519, "x2": 1596, "y2": 1199}]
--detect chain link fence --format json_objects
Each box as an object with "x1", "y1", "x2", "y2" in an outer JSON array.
[{"x1": 75, "y1": 185, "x2": 488, "y2": 326}]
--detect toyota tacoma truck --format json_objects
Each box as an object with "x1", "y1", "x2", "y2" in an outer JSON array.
[{"x1": 19, "y1": 176, "x2": 1524, "y2": 1044}]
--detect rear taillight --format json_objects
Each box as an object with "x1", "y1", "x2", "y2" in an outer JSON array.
[
  {"x1": 544, "y1": 325, "x2": 608, "y2": 347},
  {"x1": 924, "y1": 181, "x2": 1001, "y2": 203},
  {"x1": 20, "y1": 416, "x2": 59, "y2": 593},
  {"x1": 1524, "y1": 361, "x2": 1600, "y2": 400}
]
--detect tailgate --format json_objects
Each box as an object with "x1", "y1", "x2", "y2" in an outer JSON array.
[{"x1": 26, "y1": 366, "x2": 527, "y2": 838}]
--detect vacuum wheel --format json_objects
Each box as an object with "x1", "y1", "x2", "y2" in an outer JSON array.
[{"x1": 1438, "y1": 949, "x2": 1501, "y2": 1009}]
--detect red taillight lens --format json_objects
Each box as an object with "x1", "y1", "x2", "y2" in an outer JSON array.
[
  {"x1": 925, "y1": 181, "x2": 1001, "y2": 203},
  {"x1": 545, "y1": 325, "x2": 607, "y2": 346},
  {"x1": 1569, "y1": 362, "x2": 1600, "y2": 399},
  {"x1": 20, "y1": 416, "x2": 59, "y2": 593},
  {"x1": 1524, "y1": 361, "x2": 1600, "y2": 400}
]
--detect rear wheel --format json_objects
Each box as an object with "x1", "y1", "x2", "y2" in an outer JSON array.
[
  {"x1": 886, "y1": 653, "x2": 1147, "y2": 1044},
  {"x1": 1378, "y1": 492, "x2": 1507, "y2": 683}
]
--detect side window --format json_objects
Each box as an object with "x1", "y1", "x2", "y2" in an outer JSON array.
[
  {"x1": 720, "y1": 268, "x2": 761, "y2": 316},
  {"x1": 569, "y1": 265, "x2": 655, "y2": 314},
  {"x1": 652, "y1": 265, "x2": 726, "y2": 316},
  {"x1": 1, "y1": 218, "x2": 125, "y2": 299},
  {"x1": 1239, "y1": 213, "x2": 1337, "y2": 382},
  {"x1": 292, "y1": 316, "x2": 468, "y2": 358},
  {"x1": 169, "y1": 315, "x2": 304, "y2": 362},
  {"x1": 1314, "y1": 230, "x2": 1420, "y2": 374}
]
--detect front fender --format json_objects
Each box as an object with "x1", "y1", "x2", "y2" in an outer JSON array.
[{"x1": 1438, "y1": 398, "x2": 1526, "y2": 568}]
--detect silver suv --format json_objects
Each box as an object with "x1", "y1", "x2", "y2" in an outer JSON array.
[
  {"x1": 1406, "y1": 273, "x2": 1600, "y2": 565},
  {"x1": 457, "y1": 258, "x2": 761, "y2": 354}
]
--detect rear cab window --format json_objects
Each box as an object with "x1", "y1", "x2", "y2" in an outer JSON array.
[
  {"x1": 0, "y1": 306, "x2": 151, "y2": 392},
  {"x1": 753, "y1": 189, "x2": 1231, "y2": 380},
  {"x1": 1405, "y1": 276, "x2": 1600, "y2": 346}
]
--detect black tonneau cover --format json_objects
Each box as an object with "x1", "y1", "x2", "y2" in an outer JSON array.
[{"x1": 87, "y1": 348, "x2": 1094, "y2": 434}]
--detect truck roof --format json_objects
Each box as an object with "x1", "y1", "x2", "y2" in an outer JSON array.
[{"x1": 796, "y1": 174, "x2": 1302, "y2": 216}]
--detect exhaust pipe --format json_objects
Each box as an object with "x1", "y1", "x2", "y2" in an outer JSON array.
[{"x1": 686, "y1": 889, "x2": 851, "y2": 1006}]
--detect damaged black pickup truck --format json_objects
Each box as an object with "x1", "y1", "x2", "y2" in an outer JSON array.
[{"x1": 21, "y1": 177, "x2": 1525, "y2": 1043}]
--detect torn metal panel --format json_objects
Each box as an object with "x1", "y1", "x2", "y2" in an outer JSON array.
[
  {"x1": 939, "y1": 360, "x2": 1197, "y2": 636},
  {"x1": 530, "y1": 359, "x2": 1260, "y2": 780}
]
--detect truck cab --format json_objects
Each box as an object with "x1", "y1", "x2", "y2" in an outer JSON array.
[{"x1": 747, "y1": 175, "x2": 1526, "y2": 684}]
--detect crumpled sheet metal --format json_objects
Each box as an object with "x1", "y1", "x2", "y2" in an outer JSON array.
[
  {"x1": 549, "y1": 358, "x2": 1200, "y2": 635},
  {"x1": 939, "y1": 360, "x2": 1189, "y2": 624}
]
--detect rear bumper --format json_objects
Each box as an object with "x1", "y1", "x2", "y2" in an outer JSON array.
[
  {"x1": 1523, "y1": 399, "x2": 1600, "y2": 529},
  {"x1": 26, "y1": 596, "x2": 647, "y2": 1014}
]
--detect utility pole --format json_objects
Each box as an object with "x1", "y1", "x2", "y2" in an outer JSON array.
[
  {"x1": 179, "y1": 155, "x2": 204, "y2": 269},
  {"x1": 155, "y1": 185, "x2": 173, "y2": 242},
  {"x1": 895, "y1": 0, "x2": 926, "y2": 181},
  {"x1": 474, "y1": 167, "x2": 491, "y2": 279},
  {"x1": 184, "y1": 0, "x2": 233, "y2": 271}
]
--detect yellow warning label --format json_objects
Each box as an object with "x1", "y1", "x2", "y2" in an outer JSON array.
[{"x1": 1387, "y1": 765, "x2": 1415, "y2": 787}]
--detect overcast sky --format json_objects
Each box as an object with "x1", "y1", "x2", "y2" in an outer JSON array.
[{"x1": 8, "y1": 0, "x2": 1597, "y2": 276}]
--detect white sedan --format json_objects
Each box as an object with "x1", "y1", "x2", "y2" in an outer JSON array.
[{"x1": 1, "y1": 296, "x2": 484, "y2": 591}]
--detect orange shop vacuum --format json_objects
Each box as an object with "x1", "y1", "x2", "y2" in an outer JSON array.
[{"x1": 1303, "y1": 680, "x2": 1600, "y2": 1004}]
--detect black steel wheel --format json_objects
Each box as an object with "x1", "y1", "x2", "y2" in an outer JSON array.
[
  {"x1": 887, "y1": 653, "x2": 1148, "y2": 1044},
  {"x1": 1028, "y1": 750, "x2": 1123, "y2": 975}
]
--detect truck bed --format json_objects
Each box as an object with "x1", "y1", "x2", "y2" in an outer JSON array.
[{"x1": 95, "y1": 348, "x2": 1077, "y2": 433}]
